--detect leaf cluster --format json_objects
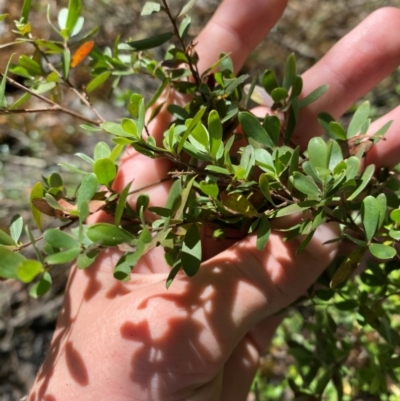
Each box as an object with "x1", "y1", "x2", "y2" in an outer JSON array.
[{"x1": 1, "y1": 0, "x2": 400, "y2": 398}]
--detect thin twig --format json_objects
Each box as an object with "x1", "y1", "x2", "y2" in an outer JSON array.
[{"x1": 0, "y1": 74, "x2": 103, "y2": 126}]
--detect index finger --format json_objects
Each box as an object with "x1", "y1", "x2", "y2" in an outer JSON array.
[{"x1": 196, "y1": 0, "x2": 287, "y2": 74}]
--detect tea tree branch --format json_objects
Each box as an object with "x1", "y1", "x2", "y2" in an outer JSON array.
[{"x1": 1, "y1": 74, "x2": 103, "y2": 125}]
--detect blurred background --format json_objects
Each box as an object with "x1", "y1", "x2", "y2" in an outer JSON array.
[{"x1": 1, "y1": 0, "x2": 400, "y2": 399}]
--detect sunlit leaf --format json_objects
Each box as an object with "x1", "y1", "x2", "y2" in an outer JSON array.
[
  {"x1": 29, "y1": 272, "x2": 52, "y2": 298},
  {"x1": 44, "y1": 229, "x2": 80, "y2": 249},
  {"x1": 308, "y1": 137, "x2": 328, "y2": 169},
  {"x1": 93, "y1": 158, "x2": 117, "y2": 186},
  {"x1": 220, "y1": 191, "x2": 260, "y2": 217},
  {"x1": 86, "y1": 223, "x2": 135, "y2": 246},
  {"x1": 87, "y1": 70, "x2": 111, "y2": 93},
  {"x1": 0, "y1": 230, "x2": 17, "y2": 246},
  {"x1": 0, "y1": 247, "x2": 25, "y2": 279},
  {"x1": 141, "y1": 2, "x2": 162, "y2": 16},
  {"x1": 369, "y1": 243, "x2": 396, "y2": 260},
  {"x1": 66, "y1": 0, "x2": 82, "y2": 35},
  {"x1": 21, "y1": 0, "x2": 32, "y2": 23},
  {"x1": 347, "y1": 101, "x2": 370, "y2": 138},
  {"x1": 10, "y1": 214, "x2": 23, "y2": 243},
  {"x1": 17, "y1": 260, "x2": 44, "y2": 283},
  {"x1": 347, "y1": 164, "x2": 375, "y2": 201},
  {"x1": 177, "y1": 0, "x2": 197, "y2": 18},
  {"x1": 199, "y1": 181, "x2": 219, "y2": 198}
]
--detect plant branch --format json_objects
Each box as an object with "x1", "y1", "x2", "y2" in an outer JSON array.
[
  {"x1": 0, "y1": 74, "x2": 103, "y2": 126},
  {"x1": 161, "y1": 0, "x2": 201, "y2": 88}
]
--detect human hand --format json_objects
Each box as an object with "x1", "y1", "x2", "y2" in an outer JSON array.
[{"x1": 28, "y1": 1, "x2": 400, "y2": 400}]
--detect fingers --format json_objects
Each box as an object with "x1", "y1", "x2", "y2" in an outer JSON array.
[
  {"x1": 365, "y1": 106, "x2": 400, "y2": 169},
  {"x1": 294, "y1": 7, "x2": 400, "y2": 149},
  {"x1": 195, "y1": 0, "x2": 287, "y2": 74}
]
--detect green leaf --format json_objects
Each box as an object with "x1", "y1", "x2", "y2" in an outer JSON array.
[
  {"x1": 0, "y1": 230, "x2": 17, "y2": 246},
  {"x1": 17, "y1": 260, "x2": 44, "y2": 283},
  {"x1": 94, "y1": 142, "x2": 111, "y2": 160},
  {"x1": 0, "y1": 54, "x2": 15, "y2": 108},
  {"x1": 283, "y1": 53, "x2": 296, "y2": 90},
  {"x1": 259, "y1": 174, "x2": 274, "y2": 204},
  {"x1": 0, "y1": 247, "x2": 25, "y2": 279},
  {"x1": 199, "y1": 181, "x2": 219, "y2": 198},
  {"x1": 46, "y1": 248, "x2": 80, "y2": 265},
  {"x1": 362, "y1": 196, "x2": 379, "y2": 242},
  {"x1": 77, "y1": 249, "x2": 99, "y2": 269},
  {"x1": 18, "y1": 55, "x2": 42, "y2": 76},
  {"x1": 255, "y1": 149, "x2": 275, "y2": 173},
  {"x1": 77, "y1": 173, "x2": 98, "y2": 210},
  {"x1": 376, "y1": 193, "x2": 387, "y2": 230},
  {"x1": 30, "y1": 182, "x2": 44, "y2": 231},
  {"x1": 174, "y1": 175, "x2": 196, "y2": 220},
  {"x1": 329, "y1": 121, "x2": 347, "y2": 141},
  {"x1": 86, "y1": 223, "x2": 135, "y2": 246},
  {"x1": 256, "y1": 215, "x2": 271, "y2": 251},
  {"x1": 178, "y1": 106, "x2": 206, "y2": 154},
  {"x1": 330, "y1": 247, "x2": 367, "y2": 288},
  {"x1": 136, "y1": 193, "x2": 150, "y2": 215},
  {"x1": 369, "y1": 243, "x2": 396, "y2": 260},
  {"x1": 263, "y1": 115, "x2": 280, "y2": 146},
  {"x1": 347, "y1": 101, "x2": 370, "y2": 138},
  {"x1": 299, "y1": 85, "x2": 328, "y2": 108},
  {"x1": 66, "y1": 0, "x2": 82, "y2": 35},
  {"x1": 390, "y1": 209, "x2": 400, "y2": 224},
  {"x1": 44, "y1": 229, "x2": 80, "y2": 249},
  {"x1": 261, "y1": 69, "x2": 279, "y2": 94},
  {"x1": 177, "y1": 0, "x2": 197, "y2": 18},
  {"x1": 86, "y1": 71, "x2": 111, "y2": 93},
  {"x1": 292, "y1": 172, "x2": 320, "y2": 197},
  {"x1": 102, "y1": 121, "x2": 134, "y2": 138},
  {"x1": 239, "y1": 145, "x2": 255, "y2": 179},
  {"x1": 220, "y1": 192, "x2": 260, "y2": 217},
  {"x1": 29, "y1": 272, "x2": 52, "y2": 298},
  {"x1": 271, "y1": 87, "x2": 288, "y2": 103},
  {"x1": 128, "y1": 32, "x2": 174, "y2": 51},
  {"x1": 208, "y1": 110, "x2": 222, "y2": 158},
  {"x1": 63, "y1": 48, "x2": 70, "y2": 80},
  {"x1": 308, "y1": 137, "x2": 328, "y2": 169},
  {"x1": 181, "y1": 224, "x2": 201, "y2": 276},
  {"x1": 270, "y1": 201, "x2": 317, "y2": 218},
  {"x1": 345, "y1": 156, "x2": 360, "y2": 181},
  {"x1": 239, "y1": 112, "x2": 274, "y2": 148},
  {"x1": 347, "y1": 164, "x2": 375, "y2": 201},
  {"x1": 115, "y1": 182, "x2": 131, "y2": 226},
  {"x1": 389, "y1": 228, "x2": 400, "y2": 241},
  {"x1": 9, "y1": 214, "x2": 23, "y2": 243},
  {"x1": 21, "y1": 0, "x2": 32, "y2": 23},
  {"x1": 93, "y1": 158, "x2": 117, "y2": 186},
  {"x1": 205, "y1": 165, "x2": 231, "y2": 175},
  {"x1": 166, "y1": 262, "x2": 181, "y2": 288},
  {"x1": 141, "y1": 2, "x2": 162, "y2": 15}
]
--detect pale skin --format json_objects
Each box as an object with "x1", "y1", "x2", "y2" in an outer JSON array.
[{"x1": 28, "y1": 1, "x2": 400, "y2": 400}]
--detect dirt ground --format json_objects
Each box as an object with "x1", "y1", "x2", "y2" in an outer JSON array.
[{"x1": 1, "y1": 0, "x2": 400, "y2": 399}]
